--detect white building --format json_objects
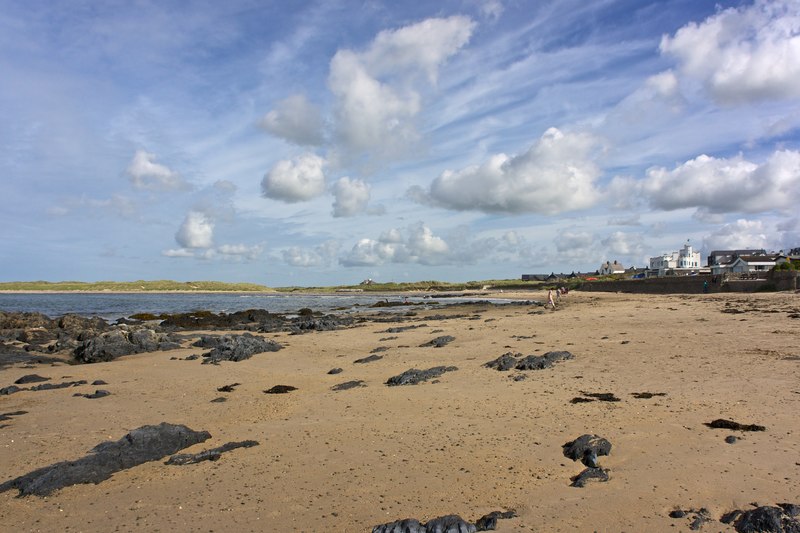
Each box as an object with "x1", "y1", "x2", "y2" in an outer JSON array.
[
  {"x1": 599, "y1": 260, "x2": 625, "y2": 275},
  {"x1": 648, "y1": 242, "x2": 703, "y2": 277}
]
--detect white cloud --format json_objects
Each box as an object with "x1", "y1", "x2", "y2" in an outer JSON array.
[
  {"x1": 702, "y1": 219, "x2": 769, "y2": 252},
  {"x1": 332, "y1": 176, "x2": 370, "y2": 217},
  {"x1": 640, "y1": 150, "x2": 800, "y2": 214},
  {"x1": 261, "y1": 153, "x2": 326, "y2": 203},
  {"x1": 602, "y1": 231, "x2": 646, "y2": 257},
  {"x1": 328, "y1": 16, "x2": 474, "y2": 160},
  {"x1": 175, "y1": 210, "x2": 214, "y2": 249},
  {"x1": 260, "y1": 94, "x2": 324, "y2": 146},
  {"x1": 417, "y1": 128, "x2": 602, "y2": 214},
  {"x1": 282, "y1": 240, "x2": 340, "y2": 267},
  {"x1": 126, "y1": 149, "x2": 191, "y2": 191},
  {"x1": 217, "y1": 243, "x2": 263, "y2": 260},
  {"x1": 162, "y1": 248, "x2": 194, "y2": 258},
  {"x1": 660, "y1": 0, "x2": 800, "y2": 104},
  {"x1": 555, "y1": 229, "x2": 595, "y2": 253},
  {"x1": 340, "y1": 223, "x2": 451, "y2": 266}
]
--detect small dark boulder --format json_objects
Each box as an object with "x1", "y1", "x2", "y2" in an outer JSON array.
[
  {"x1": 563, "y1": 434, "x2": 612, "y2": 468},
  {"x1": 705, "y1": 419, "x2": 766, "y2": 432},
  {"x1": 73, "y1": 389, "x2": 111, "y2": 399},
  {"x1": 475, "y1": 510, "x2": 517, "y2": 531},
  {"x1": 721, "y1": 504, "x2": 800, "y2": 532},
  {"x1": 264, "y1": 385, "x2": 297, "y2": 394},
  {"x1": 515, "y1": 351, "x2": 573, "y2": 370},
  {"x1": 14, "y1": 374, "x2": 50, "y2": 384},
  {"x1": 570, "y1": 467, "x2": 609, "y2": 488},
  {"x1": 580, "y1": 392, "x2": 620, "y2": 402},
  {"x1": 165, "y1": 440, "x2": 259, "y2": 465},
  {"x1": 217, "y1": 383, "x2": 240, "y2": 393},
  {"x1": 484, "y1": 352, "x2": 520, "y2": 371},
  {"x1": 420, "y1": 335, "x2": 455, "y2": 348},
  {"x1": 386, "y1": 366, "x2": 458, "y2": 386},
  {"x1": 0, "y1": 385, "x2": 22, "y2": 395},
  {"x1": 327, "y1": 368, "x2": 343, "y2": 375},
  {"x1": 631, "y1": 392, "x2": 667, "y2": 399},
  {"x1": 354, "y1": 354, "x2": 383, "y2": 364},
  {"x1": 0, "y1": 423, "x2": 211, "y2": 496},
  {"x1": 424, "y1": 515, "x2": 476, "y2": 533},
  {"x1": 30, "y1": 380, "x2": 87, "y2": 391},
  {"x1": 332, "y1": 380, "x2": 366, "y2": 391}
]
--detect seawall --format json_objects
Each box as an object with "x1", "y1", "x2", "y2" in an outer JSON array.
[{"x1": 577, "y1": 271, "x2": 798, "y2": 294}]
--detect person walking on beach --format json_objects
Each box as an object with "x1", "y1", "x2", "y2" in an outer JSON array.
[{"x1": 547, "y1": 289, "x2": 556, "y2": 309}]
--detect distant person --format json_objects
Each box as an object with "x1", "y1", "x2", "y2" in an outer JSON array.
[
  {"x1": 547, "y1": 289, "x2": 556, "y2": 309},
  {"x1": 703, "y1": 280, "x2": 709, "y2": 293}
]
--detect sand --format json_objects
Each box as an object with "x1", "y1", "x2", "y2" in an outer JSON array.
[{"x1": 1, "y1": 291, "x2": 799, "y2": 532}]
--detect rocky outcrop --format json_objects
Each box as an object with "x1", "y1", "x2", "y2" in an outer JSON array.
[
  {"x1": 198, "y1": 333, "x2": 282, "y2": 363},
  {"x1": 0, "y1": 423, "x2": 211, "y2": 496},
  {"x1": 485, "y1": 351, "x2": 574, "y2": 372},
  {"x1": 386, "y1": 366, "x2": 458, "y2": 386},
  {"x1": 704, "y1": 419, "x2": 766, "y2": 432},
  {"x1": 74, "y1": 328, "x2": 180, "y2": 363},
  {"x1": 721, "y1": 504, "x2": 800, "y2": 532},
  {"x1": 420, "y1": 335, "x2": 455, "y2": 348}
]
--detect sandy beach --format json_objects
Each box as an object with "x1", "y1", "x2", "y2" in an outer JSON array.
[{"x1": 1, "y1": 290, "x2": 799, "y2": 532}]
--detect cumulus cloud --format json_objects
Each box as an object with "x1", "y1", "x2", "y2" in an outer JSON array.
[
  {"x1": 175, "y1": 210, "x2": 214, "y2": 249},
  {"x1": 126, "y1": 149, "x2": 191, "y2": 191},
  {"x1": 413, "y1": 128, "x2": 602, "y2": 214},
  {"x1": 640, "y1": 150, "x2": 800, "y2": 214},
  {"x1": 602, "y1": 231, "x2": 646, "y2": 257},
  {"x1": 162, "y1": 248, "x2": 194, "y2": 258},
  {"x1": 340, "y1": 223, "x2": 450, "y2": 266},
  {"x1": 660, "y1": 0, "x2": 800, "y2": 104},
  {"x1": 260, "y1": 94, "x2": 324, "y2": 146},
  {"x1": 328, "y1": 16, "x2": 474, "y2": 160},
  {"x1": 261, "y1": 153, "x2": 326, "y2": 203},
  {"x1": 702, "y1": 219, "x2": 770, "y2": 251},
  {"x1": 217, "y1": 243, "x2": 263, "y2": 261},
  {"x1": 332, "y1": 177, "x2": 370, "y2": 217},
  {"x1": 282, "y1": 240, "x2": 340, "y2": 267}
]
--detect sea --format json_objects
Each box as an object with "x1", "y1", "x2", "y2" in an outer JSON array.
[{"x1": 0, "y1": 292, "x2": 513, "y2": 321}]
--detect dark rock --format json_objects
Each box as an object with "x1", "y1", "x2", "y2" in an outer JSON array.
[
  {"x1": 580, "y1": 392, "x2": 621, "y2": 402},
  {"x1": 0, "y1": 385, "x2": 22, "y2": 395},
  {"x1": 91, "y1": 380, "x2": 108, "y2": 386},
  {"x1": 14, "y1": 374, "x2": 50, "y2": 384},
  {"x1": 74, "y1": 328, "x2": 180, "y2": 363},
  {"x1": 184, "y1": 354, "x2": 199, "y2": 360},
  {"x1": 475, "y1": 510, "x2": 517, "y2": 531},
  {"x1": 371, "y1": 346, "x2": 390, "y2": 353},
  {"x1": 165, "y1": 440, "x2": 259, "y2": 465},
  {"x1": 57, "y1": 314, "x2": 109, "y2": 337},
  {"x1": 670, "y1": 510, "x2": 687, "y2": 518},
  {"x1": 327, "y1": 368, "x2": 343, "y2": 375},
  {"x1": 570, "y1": 467, "x2": 609, "y2": 487},
  {"x1": 484, "y1": 352, "x2": 520, "y2": 371},
  {"x1": 705, "y1": 419, "x2": 766, "y2": 432},
  {"x1": 386, "y1": 366, "x2": 458, "y2": 386},
  {"x1": 73, "y1": 390, "x2": 111, "y2": 399},
  {"x1": 570, "y1": 397, "x2": 595, "y2": 404},
  {"x1": 721, "y1": 505, "x2": 800, "y2": 532},
  {"x1": 780, "y1": 504, "x2": 800, "y2": 518},
  {"x1": 381, "y1": 324, "x2": 427, "y2": 333},
  {"x1": 332, "y1": 380, "x2": 366, "y2": 391},
  {"x1": 289, "y1": 315, "x2": 353, "y2": 334},
  {"x1": 420, "y1": 335, "x2": 455, "y2": 348},
  {"x1": 424, "y1": 515, "x2": 477, "y2": 533},
  {"x1": 0, "y1": 410, "x2": 28, "y2": 422},
  {"x1": 210, "y1": 397, "x2": 227, "y2": 403},
  {"x1": 264, "y1": 385, "x2": 297, "y2": 394},
  {"x1": 201, "y1": 333, "x2": 282, "y2": 363},
  {"x1": 217, "y1": 383, "x2": 240, "y2": 393},
  {"x1": 515, "y1": 351, "x2": 573, "y2": 370},
  {"x1": 354, "y1": 354, "x2": 383, "y2": 364},
  {"x1": 30, "y1": 380, "x2": 87, "y2": 391},
  {"x1": 725, "y1": 435, "x2": 739, "y2": 444},
  {"x1": 372, "y1": 518, "x2": 425, "y2": 533},
  {"x1": 631, "y1": 392, "x2": 667, "y2": 399},
  {"x1": 563, "y1": 434, "x2": 612, "y2": 468},
  {"x1": 0, "y1": 423, "x2": 211, "y2": 496}
]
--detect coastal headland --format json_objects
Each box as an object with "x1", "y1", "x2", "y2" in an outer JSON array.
[{"x1": 1, "y1": 290, "x2": 799, "y2": 531}]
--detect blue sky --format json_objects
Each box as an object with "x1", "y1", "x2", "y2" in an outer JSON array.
[{"x1": 2, "y1": 0, "x2": 799, "y2": 286}]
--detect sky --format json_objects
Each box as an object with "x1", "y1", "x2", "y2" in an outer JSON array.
[{"x1": 2, "y1": 0, "x2": 799, "y2": 286}]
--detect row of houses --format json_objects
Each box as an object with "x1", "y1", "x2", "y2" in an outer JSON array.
[{"x1": 521, "y1": 244, "x2": 799, "y2": 282}]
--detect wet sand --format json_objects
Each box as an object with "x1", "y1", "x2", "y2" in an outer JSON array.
[{"x1": 1, "y1": 291, "x2": 799, "y2": 532}]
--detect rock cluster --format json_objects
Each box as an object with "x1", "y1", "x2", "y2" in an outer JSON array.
[
  {"x1": 373, "y1": 510, "x2": 516, "y2": 532},
  {"x1": 0, "y1": 423, "x2": 211, "y2": 496},
  {"x1": 75, "y1": 328, "x2": 180, "y2": 363},
  {"x1": 165, "y1": 440, "x2": 259, "y2": 465},
  {"x1": 484, "y1": 351, "x2": 574, "y2": 372},
  {"x1": 563, "y1": 434, "x2": 612, "y2": 487},
  {"x1": 386, "y1": 366, "x2": 458, "y2": 386},
  {"x1": 196, "y1": 333, "x2": 282, "y2": 363}
]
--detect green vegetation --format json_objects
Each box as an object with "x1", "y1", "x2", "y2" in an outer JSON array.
[
  {"x1": 774, "y1": 260, "x2": 798, "y2": 271},
  {"x1": 0, "y1": 280, "x2": 275, "y2": 292}
]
